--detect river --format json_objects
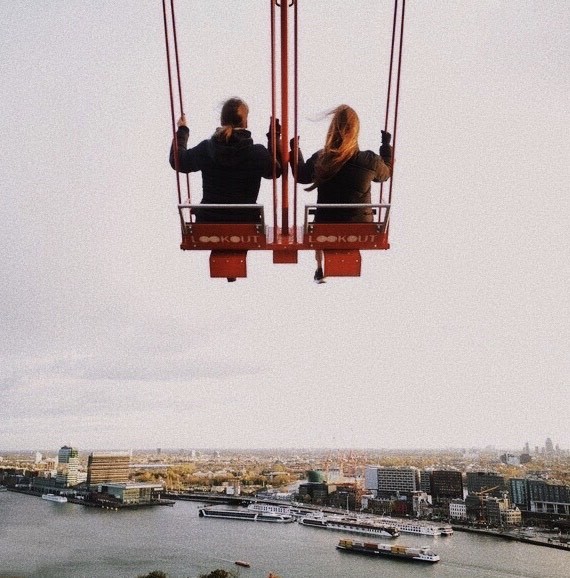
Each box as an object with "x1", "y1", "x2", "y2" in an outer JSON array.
[{"x1": 0, "y1": 491, "x2": 567, "y2": 578}]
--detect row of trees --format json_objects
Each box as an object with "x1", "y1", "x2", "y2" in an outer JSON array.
[
  {"x1": 138, "y1": 570, "x2": 281, "y2": 578},
  {"x1": 132, "y1": 466, "x2": 291, "y2": 491}
]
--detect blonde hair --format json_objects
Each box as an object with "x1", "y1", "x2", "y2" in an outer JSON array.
[
  {"x1": 307, "y1": 105, "x2": 360, "y2": 190},
  {"x1": 214, "y1": 97, "x2": 249, "y2": 142}
]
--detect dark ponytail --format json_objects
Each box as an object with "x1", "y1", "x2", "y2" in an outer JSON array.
[{"x1": 214, "y1": 97, "x2": 249, "y2": 142}]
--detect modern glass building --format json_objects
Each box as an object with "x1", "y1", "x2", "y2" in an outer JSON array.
[
  {"x1": 87, "y1": 452, "x2": 131, "y2": 488},
  {"x1": 56, "y1": 445, "x2": 79, "y2": 487}
]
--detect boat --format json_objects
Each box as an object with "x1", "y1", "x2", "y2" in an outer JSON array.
[
  {"x1": 42, "y1": 494, "x2": 68, "y2": 503},
  {"x1": 247, "y1": 502, "x2": 292, "y2": 515},
  {"x1": 337, "y1": 539, "x2": 440, "y2": 563},
  {"x1": 234, "y1": 560, "x2": 251, "y2": 568},
  {"x1": 198, "y1": 506, "x2": 294, "y2": 523},
  {"x1": 438, "y1": 524, "x2": 454, "y2": 536},
  {"x1": 299, "y1": 514, "x2": 399, "y2": 538},
  {"x1": 378, "y1": 518, "x2": 454, "y2": 536}
]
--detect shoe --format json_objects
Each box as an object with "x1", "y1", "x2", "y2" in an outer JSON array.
[
  {"x1": 313, "y1": 267, "x2": 326, "y2": 284},
  {"x1": 227, "y1": 277, "x2": 237, "y2": 282}
]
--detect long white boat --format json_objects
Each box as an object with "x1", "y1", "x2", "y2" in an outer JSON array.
[
  {"x1": 299, "y1": 514, "x2": 399, "y2": 538},
  {"x1": 42, "y1": 494, "x2": 68, "y2": 503},
  {"x1": 337, "y1": 539, "x2": 440, "y2": 563},
  {"x1": 379, "y1": 518, "x2": 453, "y2": 536},
  {"x1": 198, "y1": 506, "x2": 294, "y2": 523},
  {"x1": 247, "y1": 503, "x2": 292, "y2": 515}
]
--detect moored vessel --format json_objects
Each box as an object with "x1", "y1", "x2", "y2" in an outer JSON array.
[
  {"x1": 199, "y1": 506, "x2": 294, "y2": 523},
  {"x1": 379, "y1": 518, "x2": 454, "y2": 536},
  {"x1": 299, "y1": 514, "x2": 399, "y2": 538},
  {"x1": 337, "y1": 539, "x2": 440, "y2": 562},
  {"x1": 42, "y1": 494, "x2": 68, "y2": 503}
]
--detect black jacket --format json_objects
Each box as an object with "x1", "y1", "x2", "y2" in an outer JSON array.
[
  {"x1": 170, "y1": 126, "x2": 279, "y2": 223},
  {"x1": 293, "y1": 147, "x2": 392, "y2": 222}
]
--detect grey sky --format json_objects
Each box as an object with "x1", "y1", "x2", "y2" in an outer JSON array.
[{"x1": 1, "y1": 1, "x2": 568, "y2": 451}]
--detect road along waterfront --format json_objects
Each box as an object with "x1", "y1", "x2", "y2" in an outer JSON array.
[{"x1": 0, "y1": 490, "x2": 568, "y2": 578}]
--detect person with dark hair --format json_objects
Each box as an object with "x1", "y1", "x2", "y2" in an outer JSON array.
[
  {"x1": 290, "y1": 105, "x2": 393, "y2": 283},
  {"x1": 170, "y1": 97, "x2": 281, "y2": 224}
]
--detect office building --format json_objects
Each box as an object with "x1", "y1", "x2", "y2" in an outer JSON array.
[
  {"x1": 527, "y1": 479, "x2": 570, "y2": 515},
  {"x1": 87, "y1": 451, "x2": 130, "y2": 488},
  {"x1": 365, "y1": 466, "x2": 419, "y2": 496},
  {"x1": 509, "y1": 478, "x2": 529, "y2": 510},
  {"x1": 56, "y1": 445, "x2": 80, "y2": 487},
  {"x1": 431, "y1": 470, "x2": 463, "y2": 505},
  {"x1": 465, "y1": 471, "x2": 505, "y2": 497}
]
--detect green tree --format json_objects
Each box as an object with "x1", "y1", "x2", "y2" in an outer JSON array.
[{"x1": 199, "y1": 570, "x2": 237, "y2": 578}]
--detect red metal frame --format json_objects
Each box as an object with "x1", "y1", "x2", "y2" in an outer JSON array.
[{"x1": 165, "y1": 0, "x2": 405, "y2": 279}]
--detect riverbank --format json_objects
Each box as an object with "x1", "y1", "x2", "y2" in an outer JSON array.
[
  {"x1": 7, "y1": 487, "x2": 175, "y2": 510},
  {"x1": 452, "y1": 524, "x2": 570, "y2": 551}
]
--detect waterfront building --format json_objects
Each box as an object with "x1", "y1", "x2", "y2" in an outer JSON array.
[
  {"x1": 327, "y1": 483, "x2": 359, "y2": 511},
  {"x1": 101, "y1": 483, "x2": 163, "y2": 505},
  {"x1": 411, "y1": 491, "x2": 432, "y2": 517},
  {"x1": 56, "y1": 446, "x2": 80, "y2": 487},
  {"x1": 430, "y1": 470, "x2": 463, "y2": 505},
  {"x1": 419, "y1": 470, "x2": 432, "y2": 494},
  {"x1": 87, "y1": 452, "x2": 130, "y2": 488},
  {"x1": 485, "y1": 497, "x2": 503, "y2": 526},
  {"x1": 509, "y1": 478, "x2": 529, "y2": 510},
  {"x1": 364, "y1": 467, "x2": 379, "y2": 494},
  {"x1": 365, "y1": 466, "x2": 420, "y2": 497},
  {"x1": 502, "y1": 505, "x2": 522, "y2": 526},
  {"x1": 298, "y1": 481, "x2": 329, "y2": 505},
  {"x1": 465, "y1": 471, "x2": 505, "y2": 497},
  {"x1": 527, "y1": 479, "x2": 570, "y2": 515},
  {"x1": 449, "y1": 499, "x2": 467, "y2": 521}
]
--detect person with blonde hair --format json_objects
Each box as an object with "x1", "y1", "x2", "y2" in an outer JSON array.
[
  {"x1": 291, "y1": 104, "x2": 392, "y2": 282},
  {"x1": 170, "y1": 97, "x2": 280, "y2": 224}
]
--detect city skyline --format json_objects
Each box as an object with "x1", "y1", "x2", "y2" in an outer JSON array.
[
  {"x1": 1, "y1": 1, "x2": 568, "y2": 450},
  {"x1": 2, "y1": 437, "x2": 567, "y2": 456}
]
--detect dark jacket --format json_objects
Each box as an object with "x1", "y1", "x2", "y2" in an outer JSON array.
[
  {"x1": 170, "y1": 126, "x2": 279, "y2": 223},
  {"x1": 293, "y1": 147, "x2": 392, "y2": 222}
]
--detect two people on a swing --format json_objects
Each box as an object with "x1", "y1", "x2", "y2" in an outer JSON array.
[{"x1": 169, "y1": 98, "x2": 393, "y2": 283}]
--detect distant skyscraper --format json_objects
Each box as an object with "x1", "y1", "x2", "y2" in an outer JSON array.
[
  {"x1": 524, "y1": 442, "x2": 530, "y2": 454},
  {"x1": 87, "y1": 452, "x2": 130, "y2": 488},
  {"x1": 56, "y1": 446, "x2": 80, "y2": 487},
  {"x1": 545, "y1": 438, "x2": 554, "y2": 454}
]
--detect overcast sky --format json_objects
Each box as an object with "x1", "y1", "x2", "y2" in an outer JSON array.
[{"x1": 1, "y1": 1, "x2": 568, "y2": 453}]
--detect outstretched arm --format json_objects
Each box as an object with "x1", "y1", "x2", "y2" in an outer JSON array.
[
  {"x1": 374, "y1": 130, "x2": 393, "y2": 182},
  {"x1": 289, "y1": 137, "x2": 316, "y2": 184},
  {"x1": 169, "y1": 115, "x2": 201, "y2": 173}
]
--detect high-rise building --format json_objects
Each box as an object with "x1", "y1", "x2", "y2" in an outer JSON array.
[
  {"x1": 509, "y1": 478, "x2": 529, "y2": 510},
  {"x1": 431, "y1": 470, "x2": 464, "y2": 505},
  {"x1": 87, "y1": 452, "x2": 130, "y2": 488},
  {"x1": 56, "y1": 446, "x2": 80, "y2": 487},
  {"x1": 465, "y1": 471, "x2": 505, "y2": 497},
  {"x1": 524, "y1": 442, "x2": 530, "y2": 454},
  {"x1": 365, "y1": 466, "x2": 419, "y2": 496},
  {"x1": 419, "y1": 470, "x2": 432, "y2": 494},
  {"x1": 545, "y1": 438, "x2": 554, "y2": 454},
  {"x1": 527, "y1": 479, "x2": 570, "y2": 515}
]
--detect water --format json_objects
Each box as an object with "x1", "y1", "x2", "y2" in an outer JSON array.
[{"x1": 0, "y1": 492, "x2": 567, "y2": 578}]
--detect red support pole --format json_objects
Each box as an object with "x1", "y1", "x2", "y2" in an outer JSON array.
[{"x1": 279, "y1": 0, "x2": 290, "y2": 234}]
